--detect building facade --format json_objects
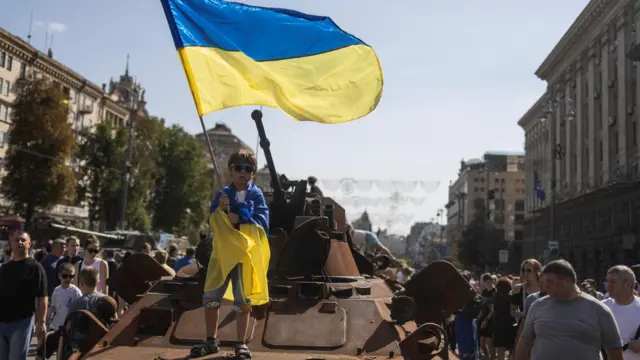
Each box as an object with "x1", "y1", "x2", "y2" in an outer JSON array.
[
  {"x1": 0, "y1": 26, "x2": 145, "y2": 223},
  {"x1": 445, "y1": 152, "x2": 526, "y2": 268},
  {"x1": 404, "y1": 221, "x2": 447, "y2": 269},
  {"x1": 519, "y1": 0, "x2": 640, "y2": 280}
]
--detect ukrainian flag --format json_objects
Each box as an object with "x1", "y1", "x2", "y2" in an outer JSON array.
[{"x1": 160, "y1": 0, "x2": 383, "y2": 124}]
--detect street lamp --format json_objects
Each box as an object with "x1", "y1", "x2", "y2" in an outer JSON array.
[{"x1": 538, "y1": 91, "x2": 575, "y2": 253}]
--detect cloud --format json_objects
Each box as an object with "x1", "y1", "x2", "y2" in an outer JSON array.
[
  {"x1": 47, "y1": 22, "x2": 67, "y2": 33},
  {"x1": 35, "y1": 20, "x2": 68, "y2": 33}
]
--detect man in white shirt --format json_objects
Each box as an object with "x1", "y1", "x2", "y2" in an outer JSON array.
[
  {"x1": 347, "y1": 224, "x2": 394, "y2": 258},
  {"x1": 603, "y1": 265, "x2": 640, "y2": 360}
]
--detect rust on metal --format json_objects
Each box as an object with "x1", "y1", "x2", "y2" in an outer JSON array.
[{"x1": 62, "y1": 117, "x2": 470, "y2": 360}]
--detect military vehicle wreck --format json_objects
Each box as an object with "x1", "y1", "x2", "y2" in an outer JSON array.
[{"x1": 59, "y1": 111, "x2": 474, "y2": 360}]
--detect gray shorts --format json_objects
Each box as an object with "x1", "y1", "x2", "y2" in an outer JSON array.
[{"x1": 203, "y1": 263, "x2": 251, "y2": 311}]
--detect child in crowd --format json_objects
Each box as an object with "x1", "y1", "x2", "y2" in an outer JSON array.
[{"x1": 36, "y1": 262, "x2": 82, "y2": 360}]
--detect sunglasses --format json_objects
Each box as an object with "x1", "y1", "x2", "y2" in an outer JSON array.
[
  {"x1": 87, "y1": 248, "x2": 99, "y2": 254},
  {"x1": 60, "y1": 273, "x2": 74, "y2": 279},
  {"x1": 231, "y1": 164, "x2": 255, "y2": 173}
]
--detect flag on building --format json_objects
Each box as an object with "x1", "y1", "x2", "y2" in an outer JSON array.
[
  {"x1": 534, "y1": 171, "x2": 545, "y2": 201},
  {"x1": 161, "y1": 0, "x2": 384, "y2": 124}
]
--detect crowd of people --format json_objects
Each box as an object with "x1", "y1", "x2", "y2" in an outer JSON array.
[
  {"x1": 0, "y1": 231, "x2": 197, "y2": 360},
  {"x1": 451, "y1": 258, "x2": 640, "y2": 360}
]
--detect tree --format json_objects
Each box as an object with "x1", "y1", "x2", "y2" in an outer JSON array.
[
  {"x1": 2, "y1": 79, "x2": 76, "y2": 230},
  {"x1": 76, "y1": 122, "x2": 128, "y2": 230},
  {"x1": 458, "y1": 210, "x2": 507, "y2": 270},
  {"x1": 152, "y1": 124, "x2": 212, "y2": 242},
  {"x1": 125, "y1": 116, "x2": 166, "y2": 231}
]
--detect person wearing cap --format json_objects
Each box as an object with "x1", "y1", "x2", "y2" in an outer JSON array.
[{"x1": 41, "y1": 239, "x2": 66, "y2": 298}]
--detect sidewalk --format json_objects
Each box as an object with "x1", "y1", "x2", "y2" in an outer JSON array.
[{"x1": 27, "y1": 335, "x2": 37, "y2": 359}]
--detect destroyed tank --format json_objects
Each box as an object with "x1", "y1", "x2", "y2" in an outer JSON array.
[{"x1": 61, "y1": 110, "x2": 475, "y2": 360}]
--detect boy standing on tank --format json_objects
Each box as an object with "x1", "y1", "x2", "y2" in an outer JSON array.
[{"x1": 191, "y1": 149, "x2": 270, "y2": 360}]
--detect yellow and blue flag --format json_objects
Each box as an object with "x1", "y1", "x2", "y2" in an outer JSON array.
[
  {"x1": 204, "y1": 184, "x2": 270, "y2": 306},
  {"x1": 160, "y1": 0, "x2": 383, "y2": 124}
]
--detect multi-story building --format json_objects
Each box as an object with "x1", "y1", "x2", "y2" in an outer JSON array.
[
  {"x1": 0, "y1": 26, "x2": 146, "y2": 223},
  {"x1": 404, "y1": 221, "x2": 447, "y2": 269},
  {"x1": 519, "y1": 0, "x2": 640, "y2": 280},
  {"x1": 445, "y1": 152, "x2": 526, "y2": 267}
]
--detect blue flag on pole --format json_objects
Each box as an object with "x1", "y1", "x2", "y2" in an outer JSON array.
[{"x1": 534, "y1": 171, "x2": 546, "y2": 201}]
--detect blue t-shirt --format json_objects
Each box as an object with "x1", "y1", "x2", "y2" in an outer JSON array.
[{"x1": 173, "y1": 256, "x2": 194, "y2": 272}]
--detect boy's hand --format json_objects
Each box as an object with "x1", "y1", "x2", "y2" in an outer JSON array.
[
  {"x1": 228, "y1": 213, "x2": 239, "y2": 225},
  {"x1": 219, "y1": 194, "x2": 230, "y2": 210}
]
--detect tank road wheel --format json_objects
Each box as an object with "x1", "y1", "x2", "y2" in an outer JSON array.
[{"x1": 399, "y1": 322, "x2": 449, "y2": 359}]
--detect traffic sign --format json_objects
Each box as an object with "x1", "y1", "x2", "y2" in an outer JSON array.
[{"x1": 499, "y1": 249, "x2": 508, "y2": 264}]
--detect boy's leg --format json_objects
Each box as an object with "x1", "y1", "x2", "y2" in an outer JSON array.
[
  {"x1": 230, "y1": 264, "x2": 252, "y2": 360},
  {"x1": 190, "y1": 275, "x2": 231, "y2": 357},
  {"x1": 229, "y1": 264, "x2": 251, "y2": 342}
]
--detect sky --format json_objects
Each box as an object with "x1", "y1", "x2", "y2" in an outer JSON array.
[{"x1": 1, "y1": 0, "x2": 589, "y2": 233}]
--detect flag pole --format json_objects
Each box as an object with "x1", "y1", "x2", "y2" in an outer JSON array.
[{"x1": 198, "y1": 115, "x2": 223, "y2": 195}]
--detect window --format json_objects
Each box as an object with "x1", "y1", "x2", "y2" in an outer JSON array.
[
  {"x1": 19, "y1": 62, "x2": 26, "y2": 78},
  {"x1": 0, "y1": 78, "x2": 3, "y2": 92},
  {"x1": 4, "y1": 81, "x2": 9, "y2": 95},
  {"x1": 0, "y1": 52, "x2": 4, "y2": 68},
  {"x1": 0, "y1": 132, "x2": 6, "y2": 147},
  {"x1": 515, "y1": 214, "x2": 525, "y2": 225},
  {"x1": 515, "y1": 230, "x2": 524, "y2": 241},
  {"x1": 599, "y1": 140, "x2": 603, "y2": 162},
  {"x1": 0, "y1": 105, "x2": 5, "y2": 121},
  {"x1": 6, "y1": 56, "x2": 12, "y2": 71}
]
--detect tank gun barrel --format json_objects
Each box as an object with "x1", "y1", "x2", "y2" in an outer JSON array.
[
  {"x1": 251, "y1": 110, "x2": 284, "y2": 203},
  {"x1": 49, "y1": 223, "x2": 123, "y2": 240}
]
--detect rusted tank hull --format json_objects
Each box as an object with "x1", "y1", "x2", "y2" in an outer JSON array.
[
  {"x1": 82, "y1": 275, "x2": 461, "y2": 359},
  {"x1": 83, "y1": 347, "x2": 460, "y2": 359}
]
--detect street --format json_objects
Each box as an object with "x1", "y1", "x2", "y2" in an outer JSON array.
[{"x1": 27, "y1": 335, "x2": 37, "y2": 360}]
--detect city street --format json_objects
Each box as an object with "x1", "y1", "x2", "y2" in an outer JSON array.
[{"x1": 27, "y1": 335, "x2": 37, "y2": 360}]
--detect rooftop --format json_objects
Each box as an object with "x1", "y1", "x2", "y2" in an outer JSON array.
[{"x1": 483, "y1": 151, "x2": 525, "y2": 157}]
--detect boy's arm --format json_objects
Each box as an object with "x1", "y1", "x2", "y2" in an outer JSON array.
[{"x1": 248, "y1": 188, "x2": 269, "y2": 233}]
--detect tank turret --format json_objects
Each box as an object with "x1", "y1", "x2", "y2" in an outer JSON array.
[{"x1": 61, "y1": 110, "x2": 474, "y2": 360}]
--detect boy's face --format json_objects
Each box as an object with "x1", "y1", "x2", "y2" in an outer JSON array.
[
  {"x1": 230, "y1": 163, "x2": 255, "y2": 187},
  {"x1": 59, "y1": 270, "x2": 74, "y2": 287}
]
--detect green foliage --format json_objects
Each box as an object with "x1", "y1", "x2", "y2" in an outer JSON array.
[
  {"x1": 2, "y1": 79, "x2": 76, "y2": 229},
  {"x1": 125, "y1": 116, "x2": 166, "y2": 231},
  {"x1": 76, "y1": 122, "x2": 127, "y2": 230},
  {"x1": 74, "y1": 115, "x2": 211, "y2": 236},
  {"x1": 152, "y1": 124, "x2": 212, "y2": 238},
  {"x1": 458, "y1": 210, "x2": 508, "y2": 269}
]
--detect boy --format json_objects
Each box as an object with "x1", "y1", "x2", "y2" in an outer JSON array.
[
  {"x1": 191, "y1": 149, "x2": 269, "y2": 360},
  {"x1": 36, "y1": 262, "x2": 82, "y2": 359},
  {"x1": 69, "y1": 266, "x2": 105, "y2": 315}
]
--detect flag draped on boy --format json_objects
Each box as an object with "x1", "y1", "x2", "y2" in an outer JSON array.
[
  {"x1": 160, "y1": 0, "x2": 384, "y2": 124},
  {"x1": 205, "y1": 185, "x2": 270, "y2": 306}
]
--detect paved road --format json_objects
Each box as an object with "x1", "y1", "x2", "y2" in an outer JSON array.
[{"x1": 27, "y1": 335, "x2": 38, "y2": 359}]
